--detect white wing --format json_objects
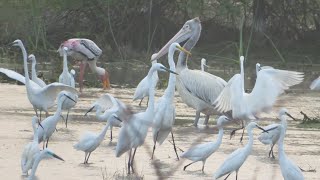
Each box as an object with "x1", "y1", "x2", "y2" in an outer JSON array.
[
  {"x1": 310, "y1": 76, "x2": 320, "y2": 90},
  {"x1": 179, "y1": 69, "x2": 227, "y2": 104},
  {"x1": 0, "y1": 68, "x2": 40, "y2": 88},
  {"x1": 133, "y1": 76, "x2": 149, "y2": 101},
  {"x1": 248, "y1": 69, "x2": 304, "y2": 115},
  {"x1": 73, "y1": 131, "x2": 97, "y2": 151},
  {"x1": 42, "y1": 83, "x2": 78, "y2": 101}
]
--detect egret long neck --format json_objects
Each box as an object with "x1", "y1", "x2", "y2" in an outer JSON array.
[
  {"x1": 215, "y1": 127, "x2": 224, "y2": 145},
  {"x1": 146, "y1": 69, "x2": 156, "y2": 114},
  {"x1": 53, "y1": 98, "x2": 64, "y2": 120},
  {"x1": 63, "y1": 52, "x2": 69, "y2": 74},
  {"x1": 28, "y1": 152, "x2": 44, "y2": 179},
  {"x1": 32, "y1": 124, "x2": 39, "y2": 143},
  {"x1": 97, "y1": 123, "x2": 110, "y2": 141},
  {"x1": 31, "y1": 60, "x2": 37, "y2": 81},
  {"x1": 20, "y1": 44, "x2": 31, "y2": 89},
  {"x1": 278, "y1": 126, "x2": 286, "y2": 157},
  {"x1": 95, "y1": 107, "x2": 104, "y2": 121},
  {"x1": 201, "y1": 62, "x2": 204, "y2": 71},
  {"x1": 177, "y1": 24, "x2": 201, "y2": 70},
  {"x1": 164, "y1": 48, "x2": 176, "y2": 99},
  {"x1": 244, "y1": 128, "x2": 254, "y2": 153},
  {"x1": 240, "y1": 59, "x2": 245, "y2": 93}
]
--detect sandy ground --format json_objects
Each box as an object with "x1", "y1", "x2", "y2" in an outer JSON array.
[{"x1": 0, "y1": 84, "x2": 319, "y2": 180}]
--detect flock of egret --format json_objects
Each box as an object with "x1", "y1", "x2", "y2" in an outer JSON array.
[{"x1": 0, "y1": 17, "x2": 318, "y2": 179}]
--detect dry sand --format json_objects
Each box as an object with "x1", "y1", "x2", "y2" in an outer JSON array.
[{"x1": 0, "y1": 84, "x2": 319, "y2": 180}]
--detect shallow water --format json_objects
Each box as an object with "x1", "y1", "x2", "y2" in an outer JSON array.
[{"x1": 0, "y1": 84, "x2": 319, "y2": 180}]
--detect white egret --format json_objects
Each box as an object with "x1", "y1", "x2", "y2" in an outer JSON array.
[
  {"x1": 213, "y1": 122, "x2": 269, "y2": 180},
  {"x1": 215, "y1": 56, "x2": 304, "y2": 120},
  {"x1": 85, "y1": 93, "x2": 124, "y2": 141},
  {"x1": 74, "y1": 114, "x2": 121, "y2": 164},
  {"x1": 180, "y1": 116, "x2": 230, "y2": 172},
  {"x1": 258, "y1": 108, "x2": 294, "y2": 158},
  {"x1": 133, "y1": 53, "x2": 159, "y2": 106},
  {"x1": 6, "y1": 39, "x2": 78, "y2": 121},
  {"x1": 58, "y1": 38, "x2": 110, "y2": 92},
  {"x1": 151, "y1": 43, "x2": 190, "y2": 160},
  {"x1": 28, "y1": 54, "x2": 46, "y2": 87},
  {"x1": 277, "y1": 125, "x2": 304, "y2": 180},
  {"x1": 115, "y1": 63, "x2": 178, "y2": 174},
  {"x1": 21, "y1": 116, "x2": 43, "y2": 175},
  {"x1": 200, "y1": 58, "x2": 209, "y2": 72},
  {"x1": 27, "y1": 148, "x2": 64, "y2": 180},
  {"x1": 58, "y1": 46, "x2": 78, "y2": 128},
  {"x1": 152, "y1": 17, "x2": 227, "y2": 127},
  {"x1": 37, "y1": 92, "x2": 77, "y2": 149},
  {"x1": 310, "y1": 76, "x2": 320, "y2": 90}
]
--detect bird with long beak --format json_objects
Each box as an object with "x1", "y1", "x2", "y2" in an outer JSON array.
[
  {"x1": 57, "y1": 38, "x2": 110, "y2": 92},
  {"x1": 151, "y1": 17, "x2": 227, "y2": 127}
]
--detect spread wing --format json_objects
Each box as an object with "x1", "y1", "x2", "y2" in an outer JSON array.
[
  {"x1": 179, "y1": 69, "x2": 226, "y2": 104},
  {"x1": 41, "y1": 83, "x2": 78, "y2": 103},
  {"x1": 248, "y1": 68, "x2": 304, "y2": 114},
  {"x1": 0, "y1": 68, "x2": 40, "y2": 88},
  {"x1": 310, "y1": 76, "x2": 320, "y2": 90}
]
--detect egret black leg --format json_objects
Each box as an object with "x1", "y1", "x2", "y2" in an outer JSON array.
[
  {"x1": 236, "y1": 171, "x2": 238, "y2": 180},
  {"x1": 128, "y1": 149, "x2": 132, "y2": 174},
  {"x1": 39, "y1": 110, "x2": 42, "y2": 122},
  {"x1": 84, "y1": 153, "x2": 88, "y2": 164},
  {"x1": 138, "y1": 98, "x2": 144, "y2": 106},
  {"x1": 271, "y1": 144, "x2": 275, "y2": 158},
  {"x1": 202, "y1": 161, "x2": 206, "y2": 172},
  {"x1": 110, "y1": 129, "x2": 113, "y2": 141},
  {"x1": 65, "y1": 110, "x2": 69, "y2": 128},
  {"x1": 183, "y1": 162, "x2": 195, "y2": 171},
  {"x1": 146, "y1": 96, "x2": 149, "y2": 106},
  {"x1": 204, "y1": 115, "x2": 210, "y2": 126},
  {"x1": 86, "y1": 152, "x2": 91, "y2": 163},
  {"x1": 224, "y1": 173, "x2": 231, "y2": 180},
  {"x1": 131, "y1": 148, "x2": 137, "y2": 173},
  {"x1": 46, "y1": 138, "x2": 49, "y2": 148},
  {"x1": 194, "y1": 111, "x2": 201, "y2": 127},
  {"x1": 151, "y1": 132, "x2": 159, "y2": 160},
  {"x1": 171, "y1": 131, "x2": 179, "y2": 160},
  {"x1": 240, "y1": 120, "x2": 245, "y2": 142}
]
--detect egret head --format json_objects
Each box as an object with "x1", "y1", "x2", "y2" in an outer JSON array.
[
  {"x1": 152, "y1": 63, "x2": 178, "y2": 75},
  {"x1": 151, "y1": 17, "x2": 201, "y2": 61},
  {"x1": 42, "y1": 148, "x2": 64, "y2": 161},
  {"x1": 246, "y1": 122, "x2": 268, "y2": 133},
  {"x1": 201, "y1": 58, "x2": 206, "y2": 65},
  {"x1": 216, "y1": 115, "x2": 230, "y2": 126},
  {"x1": 32, "y1": 116, "x2": 44, "y2": 130},
  {"x1": 278, "y1": 108, "x2": 295, "y2": 120},
  {"x1": 10, "y1": 39, "x2": 23, "y2": 47},
  {"x1": 27, "y1": 54, "x2": 36, "y2": 62},
  {"x1": 70, "y1": 69, "x2": 76, "y2": 76},
  {"x1": 57, "y1": 91, "x2": 77, "y2": 104}
]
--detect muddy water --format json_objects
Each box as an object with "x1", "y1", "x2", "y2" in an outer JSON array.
[{"x1": 0, "y1": 84, "x2": 319, "y2": 180}]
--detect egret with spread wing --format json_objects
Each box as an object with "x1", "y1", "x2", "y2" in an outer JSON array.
[{"x1": 152, "y1": 17, "x2": 227, "y2": 127}]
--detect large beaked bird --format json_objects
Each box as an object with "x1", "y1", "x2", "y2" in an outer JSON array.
[
  {"x1": 152, "y1": 17, "x2": 227, "y2": 127},
  {"x1": 58, "y1": 38, "x2": 110, "y2": 92}
]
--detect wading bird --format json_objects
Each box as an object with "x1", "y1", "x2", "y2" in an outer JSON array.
[
  {"x1": 152, "y1": 17, "x2": 227, "y2": 127},
  {"x1": 213, "y1": 122, "x2": 270, "y2": 180},
  {"x1": 115, "y1": 63, "x2": 178, "y2": 174},
  {"x1": 58, "y1": 38, "x2": 110, "y2": 92},
  {"x1": 310, "y1": 76, "x2": 320, "y2": 90},
  {"x1": 201, "y1": 58, "x2": 209, "y2": 72},
  {"x1": 37, "y1": 92, "x2": 77, "y2": 149},
  {"x1": 180, "y1": 116, "x2": 230, "y2": 172},
  {"x1": 28, "y1": 54, "x2": 46, "y2": 87},
  {"x1": 74, "y1": 114, "x2": 121, "y2": 164},
  {"x1": 214, "y1": 56, "x2": 303, "y2": 140},
  {"x1": 151, "y1": 43, "x2": 191, "y2": 160},
  {"x1": 258, "y1": 108, "x2": 294, "y2": 158},
  {"x1": 85, "y1": 93, "x2": 124, "y2": 141},
  {"x1": 277, "y1": 125, "x2": 304, "y2": 180},
  {"x1": 59, "y1": 46, "x2": 78, "y2": 128},
  {"x1": 4, "y1": 39, "x2": 77, "y2": 121},
  {"x1": 133, "y1": 54, "x2": 159, "y2": 106},
  {"x1": 27, "y1": 148, "x2": 64, "y2": 180},
  {"x1": 21, "y1": 116, "x2": 43, "y2": 175}
]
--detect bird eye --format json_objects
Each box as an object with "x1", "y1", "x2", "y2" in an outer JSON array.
[{"x1": 185, "y1": 25, "x2": 189, "y2": 29}]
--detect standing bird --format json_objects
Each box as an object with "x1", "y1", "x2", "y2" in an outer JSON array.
[
  {"x1": 200, "y1": 58, "x2": 209, "y2": 72},
  {"x1": 213, "y1": 122, "x2": 270, "y2": 180},
  {"x1": 277, "y1": 125, "x2": 304, "y2": 180},
  {"x1": 151, "y1": 43, "x2": 190, "y2": 160},
  {"x1": 180, "y1": 116, "x2": 230, "y2": 172},
  {"x1": 21, "y1": 116, "x2": 43, "y2": 175},
  {"x1": 215, "y1": 56, "x2": 303, "y2": 123},
  {"x1": 37, "y1": 92, "x2": 77, "y2": 149},
  {"x1": 59, "y1": 46, "x2": 78, "y2": 128},
  {"x1": 152, "y1": 17, "x2": 227, "y2": 127},
  {"x1": 310, "y1": 76, "x2": 320, "y2": 90},
  {"x1": 74, "y1": 114, "x2": 121, "y2": 164},
  {"x1": 58, "y1": 38, "x2": 110, "y2": 92},
  {"x1": 28, "y1": 54, "x2": 46, "y2": 87},
  {"x1": 115, "y1": 63, "x2": 178, "y2": 174},
  {"x1": 85, "y1": 93, "x2": 124, "y2": 141},
  {"x1": 27, "y1": 148, "x2": 64, "y2": 180},
  {"x1": 4, "y1": 40, "x2": 78, "y2": 121},
  {"x1": 258, "y1": 108, "x2": 294, "y2": 158},
  {"x1": 133, "y1": 53, "x2": 159, "y2": 106}
]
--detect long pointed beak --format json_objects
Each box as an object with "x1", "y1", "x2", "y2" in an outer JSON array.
[
  {"x1": 52, "y1": 153, "x2": 64, "y2": 161},
  {"x1": 264, "y1": 126, "x2": 278, "y2": 132},
  {"x1": 7, "y1": 42, "x2": 15, "y2": 46},
  {"x1": 84, "y1": 106, "x2": 95, "y2": 116},
  {"x1": 64, "y1": 94, "x2": 77, "y2": 103},
  {"x1": 151, "y1": 28, "x2": 191, "y2": 61},
  {"x1": 204, "y1": 64, "x2": 210, "y2": 68},
  {"x1": 177, "y1": 46, "x2": 192, "y2": 56},
  {"x1": 160, "y1": 66, "x2": 179, "y2": 75},
  {"x1": 285, "y1": 112, "x2": 296, "y2": 121},
  {"x1": 38, "y1": 120, "x2": 44, "y2": 130},
  {"x1": 256, "y1": 125, "x2": 269, "y2": 133},
  {"x1": 113, "y1": 115, "x2": 122, "y2": 122}
]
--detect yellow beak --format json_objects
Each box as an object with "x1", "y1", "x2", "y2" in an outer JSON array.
[{"x1": 177, "y1": 46, "x2": 192, "y2": 56}]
